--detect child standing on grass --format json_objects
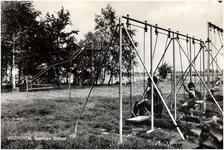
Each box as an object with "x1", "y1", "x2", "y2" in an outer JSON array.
[{"x1": 181, "y1": 82, "x2": 203, "y2": 117}]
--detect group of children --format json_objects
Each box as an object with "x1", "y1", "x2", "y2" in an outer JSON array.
[{"x1": 132, "y1": 76, "x2": 222, "y2": 119}]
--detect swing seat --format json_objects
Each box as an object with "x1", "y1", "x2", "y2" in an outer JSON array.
[
  {"x1": 125, "y1": 116, "x2": 150, "y2": 123},
  {"x1": 194, "y1": 100, "x2": 204, "y2": 107},
  {"x1": 196, "y1": 100, "x2": 204, "y2": 104},
  {"x1": 194, "y1": 100, "x2": 204, "y2": 110},
  {"x1": 179, "y1": 116, "x2": 201, "y2": 123}
]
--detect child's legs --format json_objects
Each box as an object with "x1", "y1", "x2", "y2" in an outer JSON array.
[
  {"x1": 181, "y1": 102, "x2": 191, "y2": 116},
  {"x1": 139, "y1": 101, "x2": 149, "y2": 115},
  {"x1": 181, "y1": 106, "x2": 190, "y2": 116},
  {"x1": 188, "y1": 100, "x2": 196, "y2": 116},
  {"x1": 132, "y1": 101, "x2": 139, "y2": 117},
  {"x1": 189, "y1": 108, "x2": 194, "y2": 116},
  {"x1": 132, "y1": 101, "x2": 147, "y2": 117}
]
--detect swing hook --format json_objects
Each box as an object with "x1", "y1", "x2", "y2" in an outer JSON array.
[
  {"x1": 192, "y1": 36, "x2": 195, "y2": 45},
  {"x1": 210, "y1": 27, "x2": 212, "y2": 32},
  {"x1": 126, "y1": 14, "x2": 130, "y2": 28},
  {"x1": 206, "y1": 37, "x2": 211, "y2": 43},
  {"x1": 155, "y1": 24, "x2": 158, "y2": 35},
  {"x1": 176, "y1": 31, "x2": 179, "y2": 40},
  {"x1": 167, "y1": 28, "x2": 171, "y2": 38},
  {"x1": 200, "y1": 39, "x2": 203, "y2": 48},
  {"x1": 186, "y1": 34, "x2": 189, "y2": 43},
  {"x1": 144, "y1": 20, "x2": 148, "y2": 32}
]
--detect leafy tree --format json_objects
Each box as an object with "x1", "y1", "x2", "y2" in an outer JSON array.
[
  {"x1": 157, "y1": 62, "x2": 172, "y2": 80},
  {"x1": 93, "y1": 4, "x2": 118, "y2": 84},
  {"x1": 1, "y1": 1, "x2": 40, "y2": 88},
  {"x1": 80, "y1": 4, "x2": 138, "y2": 85},
  {"x1": 35, "y1": 7, "x2": 79, "y2": 82},
  {"x1": 1, "y1": 2, "x2": 79, "y2": 87}
]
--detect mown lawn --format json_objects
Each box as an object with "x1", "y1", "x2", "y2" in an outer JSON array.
[{"x1": 1, "y1": 82, "x2": 222, "y2": 149}]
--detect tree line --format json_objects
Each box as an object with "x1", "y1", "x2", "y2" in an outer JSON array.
[{"x1": 1, "y1": 1, "x2": 138, "y2": 88}]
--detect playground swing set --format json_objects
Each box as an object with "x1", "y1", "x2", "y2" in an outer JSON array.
[
  {"x1": 68, "y1": 16, "x2": 224, "y2": 143},
  {"x1": 126, "y1": 17, "x2": 222, "y2": 107},
  {"x1": 24, "y1": 14, "x2": 223, "y2": 143},
  {"x1": 124, "y1": 15, "x2": 222, "y2": 139}
]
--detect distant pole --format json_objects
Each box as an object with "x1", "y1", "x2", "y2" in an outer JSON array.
[
  {"x1": 69, "y1": 62, "x2": 72, "y2": 99},
  {"x1": 119, "y1": 17, "x2": 123, "y2": 144},
  {"x1": 26, "y1": 76, "x2": 28, "y2": 98},
  {"x1": 92, "y1": 42, "x2": 94, "y2": 85},
  {"x1": 12, "y1": 37, "x2": 16, "y2": 91}
]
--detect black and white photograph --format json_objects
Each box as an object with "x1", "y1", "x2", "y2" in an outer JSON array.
[{"x1": 1, "y1": 0, "x2": 223, "y2": 149}]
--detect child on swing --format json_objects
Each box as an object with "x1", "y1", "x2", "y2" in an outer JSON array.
[
  {"x1": 210, "y1": 76, "x2": 222, "y2": 95},
  {"x1": 132, "y1": 76, "x2": 163, "y2": 118},
  {"x1": 181, "y1": 82, "x2": 203, "y2": 117}
]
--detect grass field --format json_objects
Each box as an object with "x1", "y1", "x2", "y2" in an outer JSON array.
[{"x1": 1, "y1": 80, "x2": 223, "y2": 149}]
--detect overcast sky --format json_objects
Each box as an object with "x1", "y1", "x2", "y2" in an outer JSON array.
[{"x1": 33, "y1": 0, "x2": 223, "y2": 72}]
